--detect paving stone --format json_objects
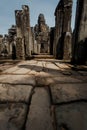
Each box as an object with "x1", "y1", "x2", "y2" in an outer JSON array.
[
  {"x1": 26, "y1": 88, "x2": 53, "y2": 130},
  {"x1": 55, "y1": 62, "x2": 70, "y2": 70},
  {"x1": 55, "y1": 102, "x2": 87, "y2": 130},
  {"x1": 46, "y1": 62, "x2": 60, "y2": 70},
  {"x1": 50, "y1": 83, "x2": 87, "y2": 104},
  {"x1": 78, "y1": 71, "x2": 87, "y2": 76},
  {"x1": 13, "y1": 68, "x2": 31, "y2": 74},
  {"x1": 0, "y1": 103, "x2": 27, "y2": 130},
  {"x1": 36, "y1": 75, "x2": 82, "y2": 86},
  {"x1": 0, "y1": 84, "x2": 33, "y2": 103},
  {"x1": 3, "y1": 66, "x2": 19, "y2": 73},
  {"x1": 51, "y1": 76, "x2": 83, "y2": 83},
  {"x1": 0, "y1": 75, "x2": 36, "y2": 86}
]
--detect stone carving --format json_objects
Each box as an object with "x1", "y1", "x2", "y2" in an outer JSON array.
[{"x1": 34, "y1": 14, "x2": 50, "y2": 54}]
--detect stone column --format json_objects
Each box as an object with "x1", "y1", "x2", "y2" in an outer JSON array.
[
  {"x1": 0, "y1": 35, "x2": 3, "y2": 55},
  {"x1": 16, "y1": 38, "x2": 25, "y2": 59},
  {"x1": 15, "y1": 10, "x2": 25, "y2": 59},
  {"x1": 72, "y1": 0, "x2": 87, "y2": 64},
  {"x1": 22, "y1": 5, "x2": 32, "y2": 57},
  {"x1": 63, "y1": 0, "x2": 72, "y2": 60},
  {"x1": 54, "y1": 0, "x2": 72, "y2": 60}
]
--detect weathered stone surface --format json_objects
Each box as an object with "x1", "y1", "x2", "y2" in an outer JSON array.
[
  {"x1": 55, "y1": 102, "x2": 87, "y2": 130},
  {"x1": 50, "y1": 83, "x2": 87, "y2": 104},
  {"x1": 0, "y1": 35, "x2": 3, "y2": 55},
  {"x1": 72, "y1": 0, "x2": 87, "y2": 64},
  {"x1": 34, "y1": 14, "x2": 50, "y2": 54},
  {"x1": 26, "y1": 88, "x2": 53, "y2": 130},
  {"x1": 0, "y1": 103, "x2": 27, "y2": 130},
  {"x1": 36, "y1": 75, "x2": 82, "y2": 86},
  {"x1": 13, "y1": 68, "x2": 30, "y2": 74},
  {"x1": 0, "y1": 75, "x2": 36, "y2": 86},
  {"x1": 0, "y1": 84, "x2": 32, "y2": 103},
  {"x1": 54, "y1": 0, "x2": 72, "y2": 60},
  {"x1": 15, "y1": 5, "x2": 32, "y2": 59},
  {"x1": 3, "y1": 66, "x2": 19, "y2": 73}
]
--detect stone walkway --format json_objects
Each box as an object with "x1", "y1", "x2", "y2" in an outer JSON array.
[{"x1": 0, "y1": 59, "x2": 87, "y2": 130}]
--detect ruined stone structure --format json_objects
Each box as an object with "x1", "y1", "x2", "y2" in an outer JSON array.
[
  {"x1": 50, "y1": 27, "x2": 55, "y2": 55},
  {"x1": 72, "y1": 0, "x2": 87, "y2": 64},
  {"x1": 53, "y1": 0, "x2": 72, "y2": 60},
  {"x1": 15, "y1": 5, "x2": 32, "y2": 59},
  {"x1": 0, "y1": 34, "x2": 11, "y2": 58},
  {"x1": 8, "y1": 25, "x2": 16, "y2": 59},
  {"x1": 34, "y1": 14, "x2": 50, "y2": 54},
  {"x1": 0, "y1": 35, "x2": 3, "y2": 55}
]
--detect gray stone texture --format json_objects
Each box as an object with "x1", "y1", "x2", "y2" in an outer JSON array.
[
  {"x1": 26, "y1": 88, "x2": 53, "y2": 130},
  {"x1": 15, "y1": 5, "x2": 32, "y2": 59},
  {"x1": 54, "y1": 0, "x2": 72, "y2": 60},
  {"x1": 0, "y1": 103, "x2": 27, "y2": 130},
  {"x1": 50, "y1": 83, "x2": 87, "y2": 104},
  {"x1": 0, "y1": 84, "x2": 33, "y2": 103},
  {"x1": 34, "y1": 14, "x2": 50, "y2": 54},
  {"x1": 55, "y1": 102, "x2": 87, "y2": 130},
  {"x1": 72, "y1": 0, "x2": 87, "y2": 64}
]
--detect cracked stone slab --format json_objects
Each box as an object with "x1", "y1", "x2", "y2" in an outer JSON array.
[
  {"x1": 2, "y1": 66, "x2": 19, "y2": 73},
  {"x1": 0, "y1": 84, "x2": 33, "y2": 103},
  {"x1": 0, "y1": 75, "x2": 36, "y2": 86},
  {"x1": 36, "y1": 75, "x2": 83, "y2": 86},
  {"x1": 26, "y1": 88, "x2": 53, "y2": 130},
  {"x1": 55, "y1": 62, "x2": 70, "y2": 70},
  {"x1": 55, "y1": 102, "x2": 87, "y2": 130},
  {"x1": 50, "y1": 83, "x2": 87, "y2": 104},
  {"x1": 46, "y1": 62, "x2": 60, "y2": 70},
  {"x1": 12, "y1": 68, "x2": 31, "y2": 74},
  {"x1": 0, "y1": 103, "x2": 27, "y2": 130}
]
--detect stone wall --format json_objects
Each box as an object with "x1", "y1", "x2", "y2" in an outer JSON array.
[
  {"x1": 54, "y1": 0, "x2": 72, "y2": 60},
  {"x1": 72, "y1": 0, "x2": 87, "y2": 64}
]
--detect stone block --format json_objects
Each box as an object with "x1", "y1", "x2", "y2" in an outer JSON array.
[
  {"x1": 55, "y1": 102, "x2": 87, "y2": 130},
  {"x1": 50, "y1": 83, "x2": 87, "y2": 104},
  {"x1": 0, "y1": 84, "x2": 33, "y2": 103},
  {"x1": 26, "y1": 88, "x2": 53, "y2": 130},
  {"x1": 0, "y1": 103, "x2": 27, "y2": 130}
]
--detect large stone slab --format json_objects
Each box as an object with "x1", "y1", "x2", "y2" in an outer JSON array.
[
  {"x1": 0, "y1": 75, "x2": 36, "y2": 86},
  {"x1": 55, "y1": 62, "x2": 70, "y2": 70},
  {"x1": 55, "y1": 102, "x2": 87, "y2": 130},
  {"x1": 50, "y1": 83, "x2": 87, "y2": 104},
  {"x1": 12, "y1": 68, "x2": 30, "y2": 74},
  {"x1": 0, "y1": 103, "x2": 27, "y2": 130},
  {"x1": 36, "y1": 75, "x2": 82, "y2": 86},
  {"x1": 3, "y1": 66, "x2": 19, "y2": 73},
  {"x1": 26, "y1": 88, "x2": 53, "y2": 130},
  {"x1": 0, "y1": 84, "x2": 33, "y2": 103},
  {"x1": 46, "y1": 62, "x2": 60, "y2": 70}
]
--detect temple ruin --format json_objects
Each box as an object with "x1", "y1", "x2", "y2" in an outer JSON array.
[
  {"x1": 15, "y1": 5, "x2": 32, "y2": 60},
  {"x1": 53, "y1": 0, "x2": 72, "y2": 60},
  {"x1": 33, "y1": 14, "x2": 50, "y2": 54},
  {"x1": 72, "y1": 0, "x2": 87, "y2": 64},
  {"x1": 0, "y1": 1, "x2": 87, "y2": 65}
]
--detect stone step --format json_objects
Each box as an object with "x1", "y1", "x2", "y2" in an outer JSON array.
[{"x1": 32, "y1": 54, "x2": 54, "y2": 59}]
